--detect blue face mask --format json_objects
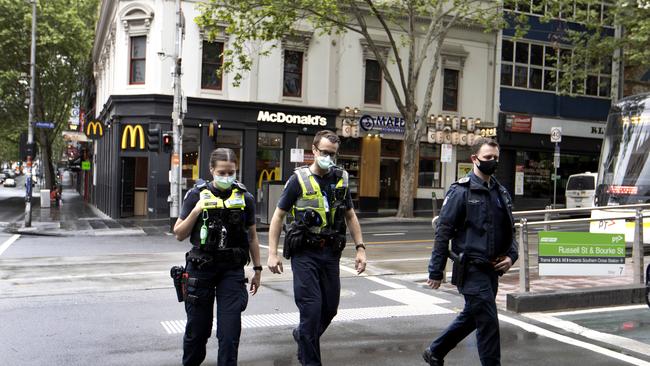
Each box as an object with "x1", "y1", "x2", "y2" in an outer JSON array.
[
  {"x1": 317, "y1": 155, "x2": 333, "y2": 170},
  {"x1": 214, "y1": 174, "x2": 236, "y2": 190}
]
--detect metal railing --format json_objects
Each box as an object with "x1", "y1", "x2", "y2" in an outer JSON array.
[{"x1": 432, "y1": 203, "x2": 650, "y2": 293}]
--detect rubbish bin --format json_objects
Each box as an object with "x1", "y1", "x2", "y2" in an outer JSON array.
[{"x1": 40, "y1": 189, "x2": 50, "y2": 208}]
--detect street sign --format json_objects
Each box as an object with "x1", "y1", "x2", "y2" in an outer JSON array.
[
  {"x1": 538, "y1": 231, "x2": 625, "y2": 276},
  {"x1": 550, "y1": 126, "x2": 562, "y2": 142},
  {"x1": 34, "y1": 121, "x2": 55, "y2": 129}
]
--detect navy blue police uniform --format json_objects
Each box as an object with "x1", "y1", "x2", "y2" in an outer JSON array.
[
  {"x1": 277, "y1": 167, "x2": 353, "y2": 366},
  {"x1": 179, "y1": 180, "x2": 255, "y2": 366},
  {"x1": 426, "y1": 172, "x2": 518, "y2": 366}
]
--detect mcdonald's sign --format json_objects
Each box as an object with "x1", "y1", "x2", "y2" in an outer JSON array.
[
  {"x1": 257, "y1": 168, "x2": 280, "y2": 190},
  {"x1": 85, "y1": 120, "x2": 104, "y2": 139},
  {"x1": 121, "y1": 124, "x2": 146, "y2": 150}
]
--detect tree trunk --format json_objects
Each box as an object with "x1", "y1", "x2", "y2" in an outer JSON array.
[{"x1": 396, "y1": 112, "x2": 421, "y2": 218}]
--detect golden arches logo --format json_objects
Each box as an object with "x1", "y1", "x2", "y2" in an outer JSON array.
[
  {"x1": 85, "y1": 120, "x2": 104, "y2": 138},
  {"x1": 257, "y1": 169, "x2": 280, "y2": 190},
  {"x1": 121, "y1": 124, "x2": 145, "y2": 150}
]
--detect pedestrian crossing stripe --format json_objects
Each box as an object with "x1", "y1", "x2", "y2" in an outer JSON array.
[{"x1": 160, "y1": 303, "x2": 454, "y2": 334}]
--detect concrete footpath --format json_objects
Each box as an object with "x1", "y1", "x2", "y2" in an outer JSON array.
[{"x1": 4, "y1": 190, "x2": 433, "y2": 237}]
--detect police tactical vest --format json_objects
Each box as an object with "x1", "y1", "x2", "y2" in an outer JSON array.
[
  {"x1": 292, "y1": 166, "x2": 348, "y2": 234},
  {"x1": 190, "y1": 183, "x2": 249, "y2": 251}
]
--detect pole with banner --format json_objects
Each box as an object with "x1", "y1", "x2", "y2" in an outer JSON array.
[{"x1": 550, "y1": 127, "x2": 562, "y2": 209}]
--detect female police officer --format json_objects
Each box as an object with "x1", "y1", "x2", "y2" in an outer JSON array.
[{"x1": 173, "y1": 148, "x2": 262, "y2": 366}]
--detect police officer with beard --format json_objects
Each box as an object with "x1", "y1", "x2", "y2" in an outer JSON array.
[
  {"x1": 423, "y1": 138, "x2": 518, "y2": 366},
  {"x1": 173, "y1": 148, "x2": 262, "y2": 366},
  {"x1": 267, "y1": 130, "x2": 367, "y2": 366}
]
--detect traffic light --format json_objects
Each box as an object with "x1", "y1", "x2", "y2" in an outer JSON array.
[
  {"x1": 162, "y1": 132, "x2": 173, "y2": 153},
  {"x1": 147, "y1": 127, "x2": 161, "y2": 152}
]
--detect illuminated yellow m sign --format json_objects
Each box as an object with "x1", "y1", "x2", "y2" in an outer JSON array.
[
  {"x1": 85, "y1": 120, "x2": 104, "y2": 139},
  {"x1": 121, "y1": 124, "x2": 145, "y2": 150}
]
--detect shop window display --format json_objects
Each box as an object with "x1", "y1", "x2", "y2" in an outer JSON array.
[
  {"x1": 418, "y1": 143, "x2": 442, "y2": 188},
  {"x1": 257, "y1": 132, "x2": 283, "y2": 191}
]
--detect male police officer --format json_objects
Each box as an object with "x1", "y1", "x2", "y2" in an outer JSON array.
[
  {"x1": 267, "y1": 130, "x2": 367, "y2": 366},
  {"x1": 423, "y1": 138, "x2": 518, "y2": 366}
]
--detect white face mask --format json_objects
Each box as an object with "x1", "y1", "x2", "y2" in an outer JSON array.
[
  {"x1": 316, "y1": 155, "x2": 333, "y2": 170},
  {"x1": 214, "y1": 174, "x2": 236, "y2": 189}
]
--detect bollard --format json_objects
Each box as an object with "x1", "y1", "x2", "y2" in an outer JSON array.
[
  {"x1": 519, "y1": 218, "x2": 530, "y2": 292},
  {"x1": 544, "y1": 205, "x2": 551, "y2": 232},
  {"x1": 633, "y1": 209, "x2": 644, "y2": 285}
]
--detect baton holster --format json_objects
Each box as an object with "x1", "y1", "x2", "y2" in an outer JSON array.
[
  {"x1": 170, "y1": 265, "x2": 188, "y2": 302},
  {"x1": 450, "y1": 251, "x2": 467, "y2": 287}
]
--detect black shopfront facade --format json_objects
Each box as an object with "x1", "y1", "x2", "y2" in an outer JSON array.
[{"x1": 93, "y1": 94, "x2": 338, "y2": 219}]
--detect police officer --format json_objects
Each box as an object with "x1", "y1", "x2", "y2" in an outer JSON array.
[
  {"x1": 423, "y1": 138, "x2": 518, "y2": 366},
  {"x1": 267, "y1": 130, "x2": 367, "y2": 366},
  {"x1": 173, "y1": 148, "x2": 262, "y2": 366}
]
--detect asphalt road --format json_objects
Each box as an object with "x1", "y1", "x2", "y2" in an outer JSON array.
[{"x1": 1, "y1": 232, "x2": 649, "y2": 366}]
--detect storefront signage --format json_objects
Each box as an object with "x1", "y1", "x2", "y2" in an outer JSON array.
[
  {"x1": 85, "y1": 120, "x2": 104, "y2": 139},
  {"x1": 531, "y1": 117, "x2": 605, "y2": 138},
  {"x1": 121, "y1": 124, "x2": 145, "y2": 150},
  {"x1": 457, "y1": 162, "x2": 473, "y2": 179},
  {"x1": 441, "y1": 144, "x2": 453, "y2": 163},
  {"x1": 538, "y1": 231, "x2": 625, "y2": 276},
  {"x1": 505, "y1": 114, "x2": 532, "y2": 133},
  {"x1": 359, "y1": 114, "x2": 406, "y2": 134},
  {"x1": 257, "y1": 111, "x2": 327, "y2": 126},
  {"x1": 515, "y1": 165, "x2": 524, "y2": 196},
  {"x1": 81, "y1": 161, "x2": 91, "y2": 171}
]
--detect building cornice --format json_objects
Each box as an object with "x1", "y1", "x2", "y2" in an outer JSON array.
[{"x1": 93, "y1": 0, "x2": 119, "y2": 62}]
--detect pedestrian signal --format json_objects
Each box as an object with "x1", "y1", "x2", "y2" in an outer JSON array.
[{"x1": 162, "y1": 132, "x2": 173, "y2": 153}]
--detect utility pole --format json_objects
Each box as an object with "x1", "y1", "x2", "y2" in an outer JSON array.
[
  {"x1": 169, "y1": 0, "x2": 184, "y2": 231},
  {"x1": 25, "y1": 0, "x2": 37, "y2": 228}
]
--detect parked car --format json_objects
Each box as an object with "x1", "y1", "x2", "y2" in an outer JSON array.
[
  {"x1": 565, "y1": 172, "x2": 598, "y2": 209},
  {"x1": 3, "y1": 178, "x2": 16, "y2": 187}
]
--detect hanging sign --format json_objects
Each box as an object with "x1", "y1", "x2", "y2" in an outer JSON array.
[
  {"x1": 441, "y1": 144, "x2": 452, "y2": 163},
  {"x1": 290, "y1": 148, "x2": 304, "y2": 163}
]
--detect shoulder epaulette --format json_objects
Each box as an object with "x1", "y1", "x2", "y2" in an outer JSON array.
[
  {"x1": 194, "y1": 179, "x2": 208, "y2": 190},
  {"x1": 294, "y1": 165, "x2": 310, "y2": 171},
  {"x1": 233, "y1": 181, "x2": 248, "y2": 192},
  {"x1": 457, "y1": 176, "x2": 470, "y2": 185}
]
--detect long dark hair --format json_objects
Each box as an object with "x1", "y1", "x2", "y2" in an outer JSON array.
[{"x1": 210, "y1": 148, "x2": 238, "y2": 168}]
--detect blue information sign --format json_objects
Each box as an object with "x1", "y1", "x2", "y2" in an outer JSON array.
[{"x1": 34, "y1": 121, "x2": 55, "y2": 129}]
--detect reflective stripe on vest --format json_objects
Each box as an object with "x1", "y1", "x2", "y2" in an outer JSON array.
[
  {"x1": 199, "y1": 188, "x2": 246, "y2": 210},
  {"x1": 293, "y1": 167, "x2": 348, "y2": 233}
]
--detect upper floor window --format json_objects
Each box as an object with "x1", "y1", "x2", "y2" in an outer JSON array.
[
  {"x1": 129, "y1": 36, "x2": 146, "y2": 84},
  {"x1": 283, "y1": 50, "x2": 303, "y2": 97},
  {"x1": 364, "y1": 59, "x2": 382, "y2": 104},
  {"x1": 503, "y1": 0, "x2": 613, "y2": 26},
  {"x1": 500, "y1": 39, "x2": 611, "y2": 97},
  {"x1": 201, "y1": 41, "x2": 224, "y2": 90},
  {"x1": 443, "y1": 69, "x2": 459, "y2": 111}
]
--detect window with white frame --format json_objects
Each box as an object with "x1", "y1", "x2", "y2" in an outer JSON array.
[
  {"x1": 500, "y1": 39, "x2": 611, "y2": 97},
  {"x1": 442, "y1": 69, "x2": 460, "y2": 111},
  {"x1": 120, "y1": 4, "x2": 154, "y2": 85},
  {"x1": 281, "y1": 31, "x2": 312, "y2": 99},
  {"x1": 503, "y1": 0, "x2": 613, "y2": 26},
  {"x1": 129, "y1": 36, "x2": 146, "y2": 84}
]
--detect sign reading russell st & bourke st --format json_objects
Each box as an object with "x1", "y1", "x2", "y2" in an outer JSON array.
[{"x1": 538, "y1": 231, "x2": 626, "y2": 276}]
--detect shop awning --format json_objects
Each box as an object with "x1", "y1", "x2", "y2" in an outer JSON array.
[{"x1": 62, "y1": 131, "x2": 88, "y2": 142}]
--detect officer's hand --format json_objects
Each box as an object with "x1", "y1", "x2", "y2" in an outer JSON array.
[
  {"x1": 494, "y1": 256, "x2": 513, "y2": 273},
  {"x1": 267, "y1": 254, "x2": 284, "y2": 274},
  {"x1": 355, "y1": 249, "x2": 367, "y2": 274},
  {"x1": 427, "y1": 279, "x2": 441, "y2": 289},
  {"x1": 249, "y1": 271, "x2": 261, "y2": 295}
]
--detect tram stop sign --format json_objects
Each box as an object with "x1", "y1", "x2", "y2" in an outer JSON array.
[{"x1": 550, "y1": 126, "x2": 562, "y2": 143}]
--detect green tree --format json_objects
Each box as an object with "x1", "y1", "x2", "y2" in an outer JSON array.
[
  {"x1": 197, "y1": 0, "x2": 523, "y2": 217},
  {"x1": 0, "y1": 0, "x2": 98, "y2": 188}
]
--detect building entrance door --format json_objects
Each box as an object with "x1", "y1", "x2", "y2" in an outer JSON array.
[
  {"x1": 120, "y1": 157, "x2": 148, "y2": 217},
  {"x1": 379, "y1": 158, "x2": 400, "y2": 209}
]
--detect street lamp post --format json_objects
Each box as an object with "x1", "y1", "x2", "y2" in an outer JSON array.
[
  {"x1": 25, "y1": 0, "x2": 37, "y2": 228},
  {"x1": 169, "y1": 0, "x2": 185, "y2": 231}
]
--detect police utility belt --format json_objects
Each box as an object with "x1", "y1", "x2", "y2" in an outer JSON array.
[
  {"x1": 283, "y1": 223, "x2": 346, "y2": 259},
  {"x1": 449, "y1": 251, "x2": 506, "y2": 287}
]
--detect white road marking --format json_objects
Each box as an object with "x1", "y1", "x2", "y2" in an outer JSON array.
[
  {"x1": 371, "y1": 232, "x2": 406, "y2": 236},
  {"x1": 10, "y1": 270, "x2": 162, "y2": 283},
  {"x1": 523, "y1": 312, "x2": 650, "y2": 357},
  {"x1": 0, "y1": 234, "x2": 20, "y2": 256},
  {"x1": 372, "y1": 288, "x2": 449, "y2": 305},
  {"x1": 338, "y1": 265, "x2": 405, "y2": 289},
  {"x1": 370, "y1": 257, "x2": 430, "y2": 263},
  {"x1": 500, "y1": 314, "x2": 650, "y2": 366},
  {"x1": 543, "y1": 304, "x2": 647, "y2": 317}
]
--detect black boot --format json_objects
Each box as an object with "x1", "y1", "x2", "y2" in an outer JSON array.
[{"x1": 422, "y1": 348, "x2": 444, "y2": 366}]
